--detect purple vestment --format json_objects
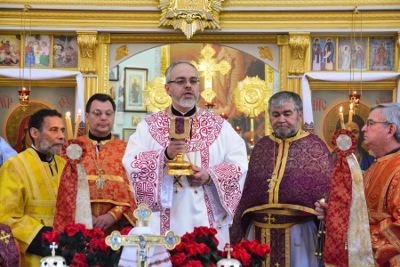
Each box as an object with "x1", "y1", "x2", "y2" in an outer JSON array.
[{"x1": 230, "y1": 131, "x2": 333, "y2": 266}]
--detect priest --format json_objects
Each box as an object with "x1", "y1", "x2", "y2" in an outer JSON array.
[{"x1": 122, "y1": 60, "x2": 248, "y2": 249}]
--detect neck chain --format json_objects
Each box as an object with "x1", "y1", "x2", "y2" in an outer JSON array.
[{"x1": 91, "y1": 140, "x2": 110, "y2": 190}]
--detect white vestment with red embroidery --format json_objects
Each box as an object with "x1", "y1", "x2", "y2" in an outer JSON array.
[{"x1": 122, "y1": 108, "x2": 248, "y2": 249}]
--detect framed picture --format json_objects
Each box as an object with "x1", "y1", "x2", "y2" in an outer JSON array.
[
  {"x1": 338, "y1": 37, "x2": 368, "y2": 71},
  {"x1": 109, "y1": 66, "x2": 119, "y2": 81},
  {"x1": 53, "y1": 35, "x2": 78, "y2": 68},
  {"x1": 310, "y1": 37, "x2": 336, "y2": 71},
  {"x1": 123, "y1": 128, "x2": 136, "y2": 142},
  {"x1": 124, "y1": 67, "x2": 148, "y2": 111},
  {"x1": 0, "y1": 35, "x2": 20, "y2": 67},
  {"x1": 25, "y1": 34, "x2": 51, "y2": 68},
  {"x1": 369, "y1": 37, "x2": 395, "y2": 71},
  {"x1": 109, "y1": 81, "x2": 117, "y2": 100}
]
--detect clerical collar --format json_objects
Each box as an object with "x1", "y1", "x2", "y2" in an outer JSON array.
[
  {"x1": 171, "y1": 105, "x2": 196, "y2": 117},
  {"x1": 385, "y1": 146, "x2": 400, "y2": 157},
  {"x1": 31, "y1": 145, "x2": 54, "y2": 162},
  {"x1": 89, "y1": 131, "x2": 112, "y2": 144}
]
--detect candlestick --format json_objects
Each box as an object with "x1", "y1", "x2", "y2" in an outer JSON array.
[
  {"x1": 348, "y1": 103, "x2": 354, "y2": 123},
  {"x1": 339, "y1": 106, "x2": 345, "y2": 129},
  {"x1": 65, "y1": 112, "x2": 73, "y2": 140},
  {"x1": 73, "y1": 109, "x2": 81, "y2": 139},
  {"x1": 220, "y1": 113, "x2": 228, "y2": 120}
]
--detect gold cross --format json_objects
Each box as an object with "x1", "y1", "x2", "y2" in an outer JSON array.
[
  {"x1": 274, "y1": 263, "x2": 281, "y2": 267},
  {"x1": 106, "y1": 204, "x2": 180, "y2": 267},
  {"x1": 264, "y1": 214, "x2": 275, "y2": 224},
  {"x1": 0, "y1": 230, "x2": 10, "y2": 245},
  {"x1": 191, "y1": 44, "x2": 231, "y2": 103}
]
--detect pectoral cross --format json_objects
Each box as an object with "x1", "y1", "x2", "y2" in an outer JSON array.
[
  {"x1": 95, "y1": 173, "x2": 106, "y2": 190},
  {"x1": 106, "y1": 204, "x2": 181, "y2": 267},
  {"x1": 0, "y1": 230, "x2": 10, "y2": 245}
]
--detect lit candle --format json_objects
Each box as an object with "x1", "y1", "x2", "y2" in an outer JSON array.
[
  {"x1": 65, "y1": 112, "x2": 73, "y2": 140},
  {"x1": 339, "y1": 106, "x2": 345, "y2": 129},
  {"x1": 73, "y1": 109, "x2": 81, "y2": 139},
  {"x1": 348, "y1": 103, "x2": 354, "y2": 123},
  {"x1": 235, "y1": 126, "x2": 241, "y2": 134}
]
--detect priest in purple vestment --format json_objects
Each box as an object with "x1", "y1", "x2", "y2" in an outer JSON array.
[{"x1": 230, "y1": 91, "x2": 333, "y2": 267}]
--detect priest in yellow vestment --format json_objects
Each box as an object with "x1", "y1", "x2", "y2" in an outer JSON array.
[{"x1": 0, "y1": 109, "x2": 66, "y2": 267}]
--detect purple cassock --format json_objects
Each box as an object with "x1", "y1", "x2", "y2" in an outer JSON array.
[{"x1": 230, "y1": 131, "x2": 333, "y2": 267}]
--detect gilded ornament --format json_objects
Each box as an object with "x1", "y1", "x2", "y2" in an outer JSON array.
[
  {"x1": 158, "y1": 0, "x2": 224, "y2": 39},
  {"x1": 233, "y1": 76, "x2": 271, "y2": 117},
  {"x1": 258, "y1": 46, "x2": 273, "y2": 61},
  {"x1": 142, "y1": 77, "x2": 172, "y2": 113},
  {"x1": 116, "y1": 44, "x2": 129, "y2": 61}
]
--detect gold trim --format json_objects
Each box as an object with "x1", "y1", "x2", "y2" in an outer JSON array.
[{"x1": 243, "y1": 203, "x2": 317, "y2": 217}]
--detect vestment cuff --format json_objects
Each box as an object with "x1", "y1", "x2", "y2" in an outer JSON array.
[{"x1": 164, "y1": 147, "x2": 175, "y2": 161}]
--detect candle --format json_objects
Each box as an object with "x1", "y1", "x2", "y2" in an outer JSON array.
[
  {"x1": 348, "y1": 103, "x2": 354, "y2": 123},
  {"x1": 65, "y1": 112, "x2": 73, "y2": 140},
  {"x1": 235, "y1": 126, "x2": 241, "y2": 134},
  {"x1": 73, "y1": 109, "x2": 81, "y2": 139},
  {"x1": 339, "y1": 106, "x2": 345, "y2": 129}
]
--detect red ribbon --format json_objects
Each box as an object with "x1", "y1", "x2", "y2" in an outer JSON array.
[
  {"x1": 53, "y1": 139, "x2": 86, "y2": 233},
  {"x1": 324, "y1": 129, "x2": 357, "y2": 267}
]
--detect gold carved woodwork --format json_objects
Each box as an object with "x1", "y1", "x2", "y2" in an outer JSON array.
[
  {"x1": 258, "y1": 46, "x2": 273, "y2": 61},
  {"x1": 288, "y1": 33, "x2": 310, "y2": 76},
  {"x1": 158, "y1": 0, "x2": 225, "y2": 39},
  {"x1": 191, "y1": 44, "x2": 231, "y2": 103},
  {"x1": 142, "y1": 77, "x2": 172, "y2": 113},
  {"x1": 116, "y1": 45, "x2": 129, "y2": 61},
  {"x1": 233, "y1": 76, "x2": 272, "y2": 140},
  {"x1": 397, "y1": 32, "x2": 400, "y2": 72},
  {"x1": 77, "y1": 31, "x2": 98, "y2": 74}
]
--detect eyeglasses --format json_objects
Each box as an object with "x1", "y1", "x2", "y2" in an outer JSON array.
[
  {"x1": 365, "y1": 119, "x2": 390, "y2": 127},
  {"x1": 167, "y1": 77, "x2": 200, "y2": 85},
  {"x1": 89, "y1": 110, "x2": 115, "y2": 118}
]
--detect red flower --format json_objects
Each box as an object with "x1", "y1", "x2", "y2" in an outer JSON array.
[
  {"x1": 120, "y1": 226, "x2": 133, "y2": 235},
  {"x1": 89, "y1": 238, "x2": 108, "y2": 252},
  {"x1": 170, "y1": 253, "x2": 187, "y2": 266},
  {"x1": 230, "y1": 246, "x2": 251, "y2": 266},
  {"x1": 70, "y1": 253, "x2": 89, "y2": 267},
  {"x1": 185, "y1": 242, "x2": 210, "y2": 257},
  {"x1": 42, "y1": 231, "x2": 60, "y2": 244},
  {"x1": 64, "y1": 223, "x2": 85, "y2": 236},
  {"x1": 85, "y1": 227, "x2": 104, "y2": 239}
]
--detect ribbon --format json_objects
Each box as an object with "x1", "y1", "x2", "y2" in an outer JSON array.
[{"x1": 53, "y1": 139, "x2": 92, "y2": 232}]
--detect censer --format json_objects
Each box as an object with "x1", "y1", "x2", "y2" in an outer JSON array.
[{"x1": 166, "y1": 116, "x2": 194, "y2": 176}]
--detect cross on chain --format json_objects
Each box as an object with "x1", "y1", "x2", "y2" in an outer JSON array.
[
  {"x1": 95, "y1": 174, "x2": 106, "y2": 190},
  {"x1": 106, "y1": 204, "x2": 180, "y2": 267},
  {"x1": 50, "y1": 242, "x2": 58, "y2": 256},
  {"x1": 0, "y1": 230, "x2": 10, "y2": 245}
]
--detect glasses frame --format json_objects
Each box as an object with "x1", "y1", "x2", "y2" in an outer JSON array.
[
  {"x1": 167, "y1": 77, "x2": 200, "y2": 85},
  {"x1": 89, "y1": 110, "x2": 115, "y2": 118},
  {"x1": 365, "y1": 119, "x2": 390, "y2": 127}
]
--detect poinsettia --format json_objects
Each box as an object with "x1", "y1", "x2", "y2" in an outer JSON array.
[
  {"x1": 168, "y1": 226, "x2": 271, "y2": 267},
  {"x1": 42, "y1": 223, "x2": 123, "y2": 267}
]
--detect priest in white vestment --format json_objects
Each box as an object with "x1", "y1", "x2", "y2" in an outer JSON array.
[{"x1": 122, "y1": 61, "x2": 248, "y2": 249}]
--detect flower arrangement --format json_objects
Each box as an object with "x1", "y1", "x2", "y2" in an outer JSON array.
[
  {"x1": 168, "y1": 226, "x2": 271, "y2": 267},
  {"x1": 42, "y1": 223, "x2": 131, "y2": 267},
  {"x1": 43, "y1": 224, "x2": 270, "y2": 267}
]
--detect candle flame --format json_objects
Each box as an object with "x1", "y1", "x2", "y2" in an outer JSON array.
[
  {"x1": 339, "y1": 106, "x2": 342, "y2": 112},
  {"x1": 350, "y1": 103, "x2": 353, "y2": 110},
  {"x1": 78, "y1": 109, "x2": 81, "y2": 114},
  {"x1": 66, "y1": 111, "x2": 70, "y2": 118}
]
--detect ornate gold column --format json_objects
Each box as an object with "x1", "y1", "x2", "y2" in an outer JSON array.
[
  {"x1": 396, "y1": 31, "x2": 400, "y2": 72},
  {"x1": 99, "y1": 33, "x2": 111, "y2": 95},
  {"x1": 77, "y1": 31, "x2": 99, "y2": 103},
  {"x1": 278, "y1": 33, "x2": 310, "y2": 96}
]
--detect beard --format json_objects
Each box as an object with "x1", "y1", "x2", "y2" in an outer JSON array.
[
  {"x1": 39, "y1": 138, "x2": 64, "y2": 156},
  {"x1": 273, "y1": 118, "x2": 301, "y2": 140},
  {"x1": 171, "y1": 91, "x2": 199, "y2": 109}
]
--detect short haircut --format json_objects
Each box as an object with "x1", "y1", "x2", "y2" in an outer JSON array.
[
  {"x1": 28, "y1": 109, "x2": 62, "y2": 144},
  {"x1": 268, "y1": 91, "x2": 303, "y2": 113},
  {"x1": 85, "y1": 93, "x2": 116, "y2": 113},
  {"x1": 370, "y1": 102, "x2": 400, "y2": 143},
  {"x1": 165, "y1": 60, "x2": 199, "y2": 83}
]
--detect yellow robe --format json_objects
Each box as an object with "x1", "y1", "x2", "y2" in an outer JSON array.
[{"x1": 0, "y1": 148, "x2": 65, "y2": 267}]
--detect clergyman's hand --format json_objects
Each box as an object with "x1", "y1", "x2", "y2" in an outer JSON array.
[
  {"x1": 92, "y1": 213, "x2": 115, "y2": 232},
  {"x1": 314, "y1": 201, "x2": 328, "y2": 221},
  {"x1": 187, "y1": 165, "x2": 210, "y2": 187},
  {"x1": 166, "y1": 139, "x2": 186, "y2": 159}
]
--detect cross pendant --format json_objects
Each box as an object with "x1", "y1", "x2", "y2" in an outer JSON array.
[{"x1": 95, "y1": 176, "x2": 106, "y2": 190}]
